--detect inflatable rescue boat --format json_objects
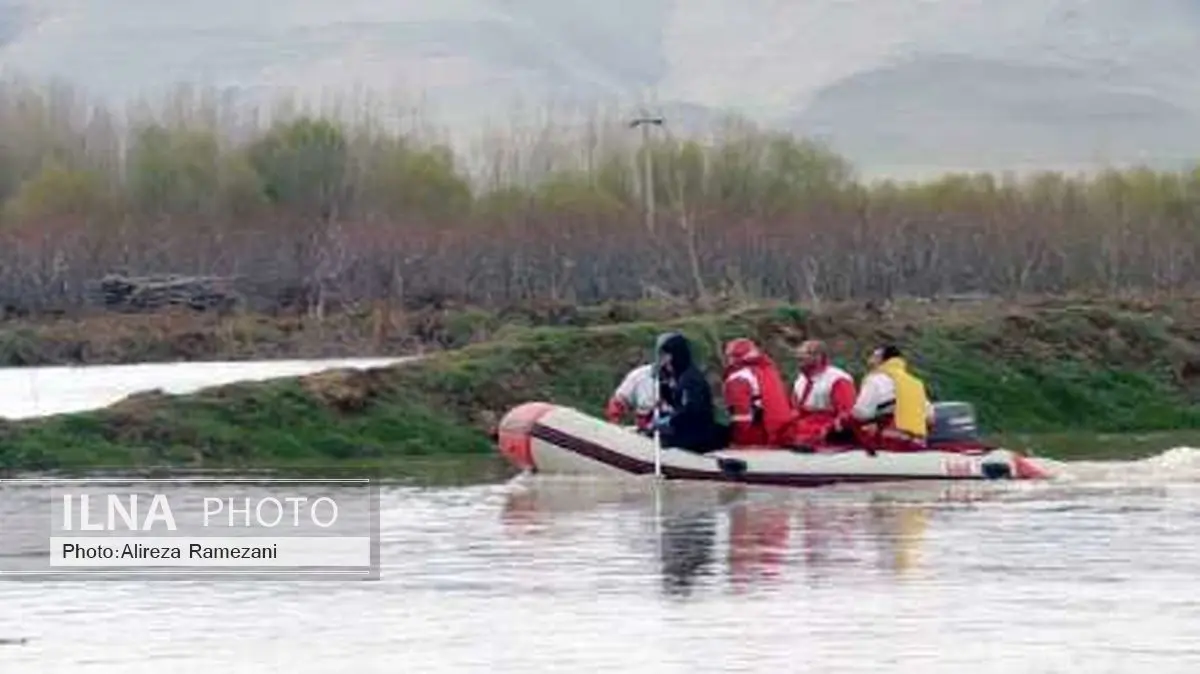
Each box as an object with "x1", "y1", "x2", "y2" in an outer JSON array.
[{"x1": 496, "y1": 401, "x2": 1056, "y2": 486}]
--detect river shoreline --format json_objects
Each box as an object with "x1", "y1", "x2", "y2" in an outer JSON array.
[
  {"x1": 2, "y1": 294, "x2": 1200, "y2": 472},
  {"x1": 0, "y1": 299, "x2": 705, "y2": 367}
]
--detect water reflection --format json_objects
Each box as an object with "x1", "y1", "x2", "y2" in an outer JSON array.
[
  {"x1": 498, "y1": 478, "x2": 983, "y2": 595},
  {"x1": 869, "y1": 498, "x2": 930, "y2": 574},
  {"x1": 795, "y1": 496, "x2": 932, "y2": 581},
  {"x1": 727, "y1": 501, "x2": 790, "y2": 591},
  {"x1": 5, "y1": 472, "x2": 1199, "y2": 672},
  {"x1": 659, "y1": 508, "x2": 717, "y2": 597}
]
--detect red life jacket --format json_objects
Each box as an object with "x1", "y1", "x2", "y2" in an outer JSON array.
[
  {"x1": 722, "y1": 339, "x2": 794, "y2": 447},
  {"x1": 789, "y1": 363, "x2": 858, "y2": 445},
  {"x1": 793, "y1": 363, "x2": 856, "y2": 421}
]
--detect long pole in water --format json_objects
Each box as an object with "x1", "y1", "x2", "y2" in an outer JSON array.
[
  {"x1": 650, "y1": 376, "x2": 664, "y2": 479},
  {"x1": 652, "y1": 422, "x2": 663, "y2": 479},
  {"x1": 650, "y1": 364, "x2": 664, "y2": 479},
  {"x1": 651, "y1": 393, "x2": 664, "y2": 574}
]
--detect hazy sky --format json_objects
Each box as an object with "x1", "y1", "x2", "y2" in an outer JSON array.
[{"x1": 3, "y1": 0, "x2": 1199, "y2": 174}]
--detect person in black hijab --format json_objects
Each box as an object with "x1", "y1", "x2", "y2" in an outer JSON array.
[{"x1": 651, "y1": 332, "x2": 727, "y2": 452}]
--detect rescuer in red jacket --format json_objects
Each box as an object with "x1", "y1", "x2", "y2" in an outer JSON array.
[
  {"x1": 789, "y1": 339, "x2": 857, "y2": 447},
  {"x1": 722, "y1": 338, "x2": 794, "y2": 447}
]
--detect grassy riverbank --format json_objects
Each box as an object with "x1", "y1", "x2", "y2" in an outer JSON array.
[{"x1": 3, "y1": 295, "x2": 1200, "y2": 472}]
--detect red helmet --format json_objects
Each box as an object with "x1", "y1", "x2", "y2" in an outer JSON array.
[{"x1": 723, "y1": 338, "x2": 763, "y2": 367}]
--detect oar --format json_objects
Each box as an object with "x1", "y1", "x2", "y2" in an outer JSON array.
[
  {"x1": 650, "y1": 370, "x2": 664, "y2": 480},
  {"x1": 649, "y1": 403, "x2": 665, "y2": 577},
  {"x1": 651, "y1": 408, "x2": 664, "y2": 479}
]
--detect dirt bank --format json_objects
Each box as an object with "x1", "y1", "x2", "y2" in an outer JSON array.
[
  {"x1": 4, "y1": 295, "x2": 1200, "y2": 472},
  {"x1": 0, "y1": 299, "x2": 699, "y2": 366}
]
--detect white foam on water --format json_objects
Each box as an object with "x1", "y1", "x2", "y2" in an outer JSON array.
[
  {"x1": 0, "y1": 357, "x2": 415, "y2": 420},
  {"x1": 1052, "y1": 447, "x2": 1200, "y2": 486}
]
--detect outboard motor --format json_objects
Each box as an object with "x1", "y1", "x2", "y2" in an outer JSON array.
[{"x1": 928, "y1": 401, "x2": 981, "y2": 443}]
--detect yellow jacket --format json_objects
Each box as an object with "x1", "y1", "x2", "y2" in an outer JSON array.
[{"x1": 874, "y1": 357, "x2": 929, "y2": 438}]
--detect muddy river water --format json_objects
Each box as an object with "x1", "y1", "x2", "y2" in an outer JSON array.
[{"x1": 3, "y1": 451, "x2": 1200, "y2": 673}]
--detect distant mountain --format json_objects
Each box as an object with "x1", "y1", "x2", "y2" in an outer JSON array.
[
  {"x1": 0, "y1": 1, "x2": 34, "y2": 49},
  {"x1": 2, "y1": 0, "x2": 1199, "y2": 176},
  {"x1": 792, "y1": 54, "x2": 1200, "y2": 176}
]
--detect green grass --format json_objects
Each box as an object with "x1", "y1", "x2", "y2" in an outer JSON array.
[
  {"x1": 912, "y1": 330, "x2": 1200, "y2": 433},
  {"x1": 3, "y1": 300, "x2": 1200, "y2": 473},
  {"x1": 992, "y1": 430, "x2": 1200, "y2": 461}
]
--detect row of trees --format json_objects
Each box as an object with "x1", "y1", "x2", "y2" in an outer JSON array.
[{"x1": 2, "y1": 78, "x2": 1199, "y2": 313}]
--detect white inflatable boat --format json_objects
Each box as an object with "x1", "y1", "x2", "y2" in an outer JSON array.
[{"x1": 496, "y1": 401, "x2": 1056, "y2": 486}]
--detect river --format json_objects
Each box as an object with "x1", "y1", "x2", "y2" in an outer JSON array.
[
  {"x1": 0, "y1": 357, "x2": 413, "y2": 420},
  {"x1": 1, "y1": 453, "x2": 1198, "y2": 673},
  {"x1": 2, "y1": 361, "x2": 1200, "y2": 672}
]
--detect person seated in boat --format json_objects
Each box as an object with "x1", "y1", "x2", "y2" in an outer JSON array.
[
  {"x1": 605, "y1": 362, "x2": 658, "y2": 434},
  {"x1": 788, "y1": 339, "x2": 857, "y2": 447},
  {"x1": 651, "y1": 332, "x2": 727, "y2": 453},
  {"x1": 721, "y1": 338, "x2": 793, "y2": 448},
  {"x1": 851, "y1": 344, "x2": 933, "y2": 452}
]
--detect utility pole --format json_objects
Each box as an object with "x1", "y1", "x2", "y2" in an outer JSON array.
[{"x1": 629, "y1": 114, "x2": 664, "y2": 235}]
